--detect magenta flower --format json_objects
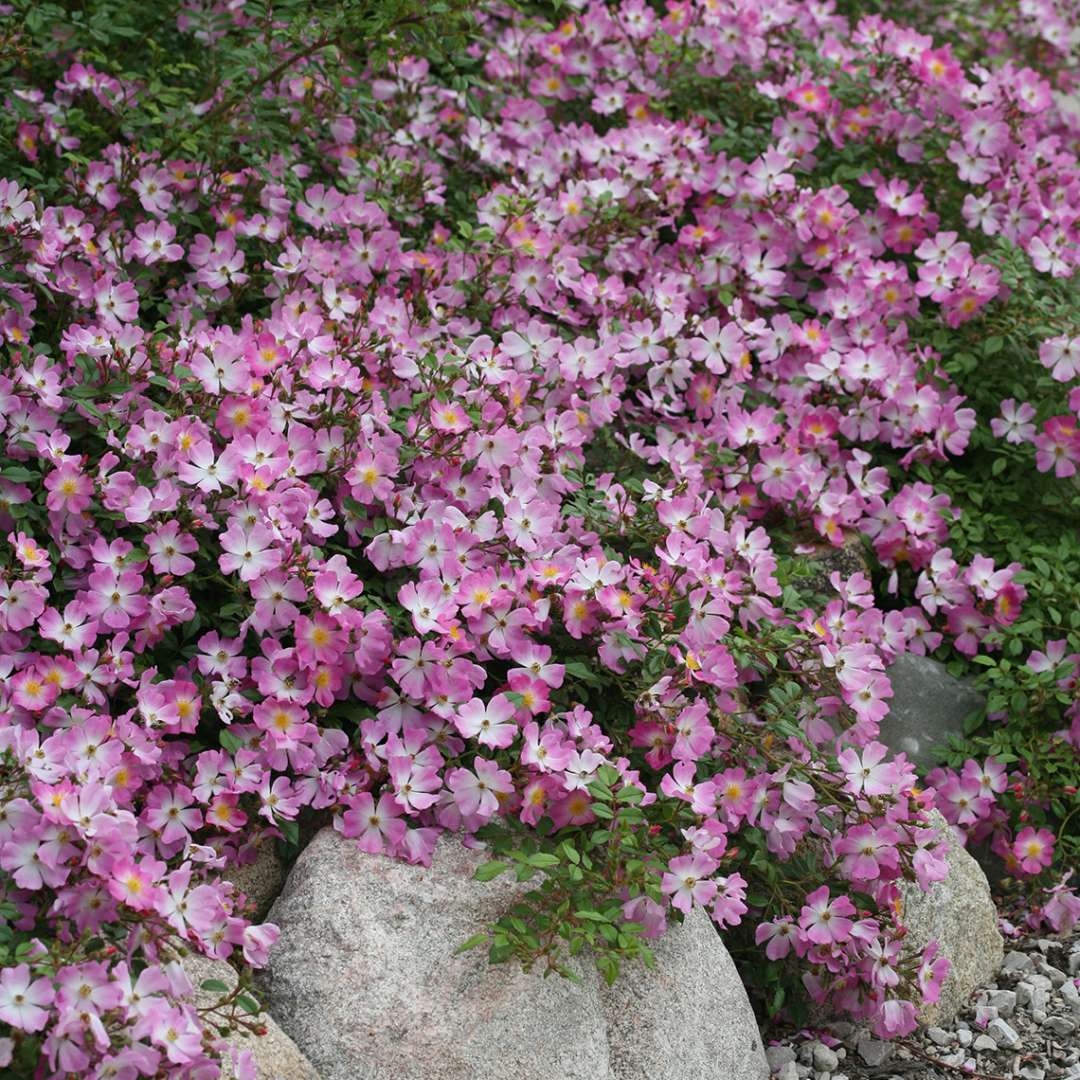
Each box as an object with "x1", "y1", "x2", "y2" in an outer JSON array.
[
  {"x1": 661, "y1": 853, "x2": 719, "y2": 915},
  {"x1": 799, "y1": 886, "x2": 856, "y2": 945},
  {"x1": 1013, "y1": 827, "x2": 1054, "y2": 875}
]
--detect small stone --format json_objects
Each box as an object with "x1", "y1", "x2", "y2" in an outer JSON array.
[
  {"x1": 988, "y1": 988, "x2": 1017, "y2": 1016},
  {"x1": 857, "y1": 1038, "x2": 891, "y2": 1067},
  {"x1": 1061, "y1": 980, "x2": 1080, "y2": 1010},
  {"x1": 767, "y1": 1046, "x2": 797, "y2": 1073},
  {"x1": 957, "y1": 1029, "x2": 972, "y2": 1047},
  {"x1": 926, "y1": 1026, "x2": 952, "y2": 1047},
  {"x1": 1016, "y1": 981, "x2": 1034, "y2": 1007},
  {"x1": 1002, "y1": 951, "x2": 1033, "y2": 974},
  {"x1": 1039, "y1": 962, "x2": 1067, "y2": 988},
  {"x1": 777, "y1": 1063, "x2": 799, "y2": 1080},
  {"x1": 1068, "y1": 952, "x2": 1080, "y2": 977},
  {"x1": 987, "y1": 1017, "x2": 1020, "y2": 1049},
  {"x1": 1048, "y1": 1016, "x2": 1077, "y2": 1037},
  {"x1": 1032, "y1": 1009, "x2": 1048, "y2": 1024},
  {"x1": 1019, "y1": 1068, "x2": 1046, "y2": 1080},
  {"x1": 974, "y1": 1004, "x2": 1000, "y2": 1025},
  {"x1": 997, "y1": 950, "x2": 1032, "y2": 976},
  {"x1": 811, "y1": 1044, "x2": 839, "y2": 1072},
  {"x1": 973, "y1": 1034, "x2": 998, "y2": 1052}
]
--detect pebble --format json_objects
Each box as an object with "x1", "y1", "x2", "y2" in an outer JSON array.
[
  {"x1": 811, "y1": 1043, "x2": 839, "y2": 1072},
  {"x1": 857, "y1": 1037, "x2": 890, "y2": 1067},
  {"x1": 1068, "y1": 952, "x2": 1080, "y2": 977},
  {"x1": 767, "y1": 1046, "x2": 796, "y2": 1072},
  {"x1": 987, "y1": 1017, "x2": 1021, "y2": 1049},
  {"x1": 973, "y1": 1034, "x2": 998, "y2": 1051},
  {"x1": 988, "y1": 988, "x2": 1017, "y2": 1016},
  {"x1": 1048, "y1": 1016, "x2": 1077, "y2": 1036},
  {"x1": 1003, "y1": 950, "x2": 1033, "y2": 974},
  {"x1": 926, "y1": 1026, "x2": 951, "y2": 1047},
  {"x1": 1020, "y1": 1068, "x2": 1046, "y2": 1080},
  {"x1": 1037, "y1": 962, "x2": 1066, "y2": 987},
  {"x1": 956, "y1": 1028, "x2": 972, "y2": 1047},
  {"x1": 776, "y1": 1063, "x2": 799, "y2": 1080}
]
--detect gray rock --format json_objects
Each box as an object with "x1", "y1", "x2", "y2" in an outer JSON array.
[
  {"x1": 926, "y1": 1026, "x2": 951, "y2": 1046},
  {"x1": 973, "y1": 1034, "x2": 998, "y2": 1052},
  {"x1": 1038, "y1": 961, "x2": 1067, "y2": 987},
  {"x1": 259, "y1": 829, "x2": 768, "y2": 1080},
  {"x1": 1002, "y1": 950, "x2": 1033, "y2": 974},
  {"x1": 767, "y1": 1046, "x2": 797, "y2": 1072},
  {"x1": 797, "y1": 536, "x2": 869, "y2": 598},
  {"x1": 988, "y1": 988, "x2": 1016, "y2": 1016},
  {"x1": 181, "y1": 952, "x2": 319, "y2": 1080},
  {"x1": 878, "y1": 654, "x2": 984, "y2": 771},
  {"x1": 986, "y1": 1017, "x2": 1020, "y2": 1049},
  {"x1": 225, "y1": 840, "x2": 287, "y2": 920},
  {"x1": 957, "y1": 1029, "x2": 972, "y2": 1047},
  {"x1": 776, "y1": 1064, "x2": 799, "y2": 1080},
  {"x1": 1068, "y1": 951, "x2": 1080, "y2": 977},
  {"x1": 897, "y1": 811, "x2": 1003, "y2": 1024},
  {"x1": 857, "y1": 1037, "x2": 891, "y2": 1067},
  {"x1": 1048, "y1": 1016, "x2": 1076, "y2": 1036},
  {"x1": 811, "y1": 1043, "x2": 839, "y2": 1072}
]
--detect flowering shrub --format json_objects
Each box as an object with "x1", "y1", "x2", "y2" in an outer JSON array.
[{"x1": 1, "y1": 0, "x2": 1079, "y2": 1074}]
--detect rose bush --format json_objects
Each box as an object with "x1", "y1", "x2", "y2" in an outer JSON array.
[{"x1": 1, "y1": 0, "x2": 1079, "y2": 1075}]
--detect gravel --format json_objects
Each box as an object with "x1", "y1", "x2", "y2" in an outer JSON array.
[{"x1": 762, "y1": 924, "x2": 1080, "y2": 1080}]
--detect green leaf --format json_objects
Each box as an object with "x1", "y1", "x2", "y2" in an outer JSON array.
[
  {"x1": 454, "y1": 933, "x2": 489, "y2": 955},
  {"x1": 219, "y1": 729, "x2": 242, "y2": 753},
  {"x1": 0, "y1": 467, "x2": 37, "y2": 482},
  {"x1": 526, "y1": 852, "x2": 560, "y2": 868},
  {"x1": 564, "y1": 661, "x2": 601, "y2": 684},
  {"x1": 574, "y1": 910, "x2": 608, "y2": 922},
  {"x1": 473, "y1": 861, "x2": 509, "y2": 882},
  {"x1": 200, "y1": 979, "x2": 230, "y2": 993}
]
